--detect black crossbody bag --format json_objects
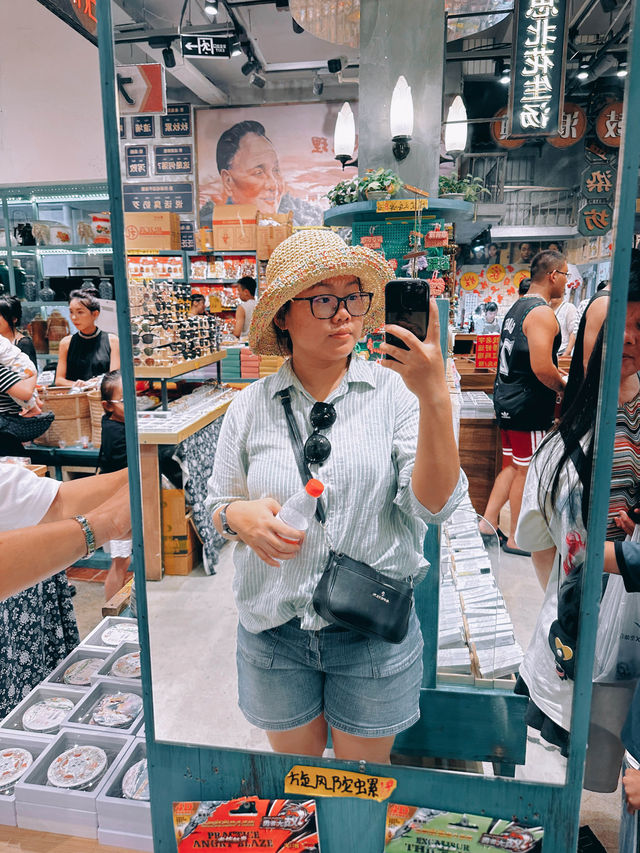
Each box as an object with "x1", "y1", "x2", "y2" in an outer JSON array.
[{"x1": 277, "y1": 389, "x2": 413, "y2": 644}]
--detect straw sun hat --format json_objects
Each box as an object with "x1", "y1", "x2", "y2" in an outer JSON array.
[{"x1": 248, "y1": 229, "x2": 394, "y2": 356}]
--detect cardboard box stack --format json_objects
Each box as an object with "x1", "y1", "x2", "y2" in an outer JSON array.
[
  {"x1": 124, "y1": 213, "x2": 181, "y2": 252},
  {"x1": 256, "y1": 212, "x2": 293, "y2": 259},
  {"x1": 212, "y1": 205, "x2": 258, "y2": 252},
  {"x1": 161, "y1": 490, "x2": 202, "y2": 576}
]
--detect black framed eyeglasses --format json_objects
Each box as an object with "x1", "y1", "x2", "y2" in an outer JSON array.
[
  {"x1": 304, "y1": 402, "x2": 337, "y2": 465},
  {"x1": 291, "y1": 292, "x2": 373, "y2": 320},
  {"x1": 551, "y1": 268, "x2": 568, "y2": 277}
]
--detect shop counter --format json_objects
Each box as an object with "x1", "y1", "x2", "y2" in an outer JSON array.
[
  {"x1": 454, "y1": 356, "x2": 497, "y2": 392},
  {"x1": 458, "y1": 412, "x2": 501, "y2": 513},
  {"x1": 138, "y1": 396, "x2": 233, "y2": 582}
]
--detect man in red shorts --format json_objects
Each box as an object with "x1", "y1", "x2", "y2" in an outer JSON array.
[{"x1": 479, "y1": 250, "x2": 567, "y2": 555}]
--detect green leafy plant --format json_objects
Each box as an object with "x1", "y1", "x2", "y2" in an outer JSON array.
[
  {"x1": 326, "y1": 176, "x2": 360, "y2": 206},
  {"x1": 438, "y1": 174, "x2": 490, "y2": 203},
  {"x1": 358, "y1": 168, "x2": 404, "y2": 197}
]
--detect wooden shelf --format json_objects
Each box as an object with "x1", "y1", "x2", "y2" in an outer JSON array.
[
  {"x1": 137, "y1": 399, "x2": 232, "y2": 444},
  {"x1": 133, "y1": 349, "x2": 226, "y2": 379}
]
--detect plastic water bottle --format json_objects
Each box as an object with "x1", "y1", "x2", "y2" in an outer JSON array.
[{"x1": 276, "y1": 479, "x2": 324, "y2": 544}]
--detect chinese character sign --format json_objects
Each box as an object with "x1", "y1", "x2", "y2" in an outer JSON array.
[
  {"x1": 581, "y1": 164, "x2": 616, "y2": 201},
  {"x1": 476, "y1": 335, "x2": 500, "y2": 369},
  {"x1": 578, "y1": 203, "x2": 613, "y2": 237},
  {"x1": 510, "y1": 0, "x2": 568, "y2": 136},
  {"x1": 596, "y1": 102, "x2": 623, "y2": 148},
  {"x1": 546, "y1": 101, "x2": 587, "y2": 147}
]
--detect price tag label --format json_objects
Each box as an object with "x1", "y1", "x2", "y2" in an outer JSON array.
[{"x1": 284, "y1": 765, "x2": 396, "y2": 802}]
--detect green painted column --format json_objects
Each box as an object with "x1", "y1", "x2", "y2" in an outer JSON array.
[{"x1": 358, "y1": 0, "x2": 445, "y2": 196}]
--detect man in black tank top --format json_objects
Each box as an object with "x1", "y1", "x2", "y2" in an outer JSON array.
[{"x1": 479, "y1": 250, "x2": 568, "y2": 555}]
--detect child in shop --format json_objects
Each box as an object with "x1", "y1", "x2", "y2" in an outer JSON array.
[
  {"x1": 97, "y1": 370, "x2": 131, "y2": 600},
  {"x1": 0, "y1": 335, "x2": 41, "y2": 415}
]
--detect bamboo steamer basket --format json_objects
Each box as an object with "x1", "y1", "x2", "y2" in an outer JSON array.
[
  {"x1": 87, "y1": 389, "x2": 104, "y2": 448},
  {"x1": 34, "y1": 387, "x2": 91, "y2": 447}
]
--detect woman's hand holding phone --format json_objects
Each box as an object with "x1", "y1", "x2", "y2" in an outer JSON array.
[
  {"x1": 381, "y1": 297, "x2": 447, "y2": 400},
  {"x1": 225, "y1": 499, "x2": 305, "y2": 567}
]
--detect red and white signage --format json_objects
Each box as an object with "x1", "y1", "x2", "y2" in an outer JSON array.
[{"x1": 117, "y1": 64, "x2": 167, "y2": 116}]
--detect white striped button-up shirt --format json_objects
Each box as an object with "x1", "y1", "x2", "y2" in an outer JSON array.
[{"x1": 206, "y1": 357, "x2": 467, "y2": 633}]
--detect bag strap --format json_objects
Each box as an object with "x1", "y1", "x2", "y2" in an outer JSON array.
[{"x1": 277, "y1": 388, "x2": 326, "y2": 524}]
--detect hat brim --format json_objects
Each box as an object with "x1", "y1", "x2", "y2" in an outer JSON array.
[{"x1": 249, "y1": 245, "x2": 393, "y2": 356}]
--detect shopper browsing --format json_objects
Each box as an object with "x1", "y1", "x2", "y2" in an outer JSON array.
[
  {"x1": 479, "y1": 250, "x2": 567, "y2": 556},
  {"x1": 0, "y1": 337, "x2": 44, "y2": 457},
  {"x1": 513, "y1": 255, "x2": 640, "y2": 783},
  {"x1": 0, "y1": 295, "x2": 38, "y2": 370},
  {"x1": 206, "y1": 229, "x2": 466, "y2": 763},
  {"x1": 475, "y1": 302, "x2": 501, "y2": 335},
  {"x1": 232, "y1": 276, "x2": 257, "y2": 339},
  {"x1": 55, "y1": 288, "x2": 120, "y2": 388},
  {"x1": 189, "y1": 294, "x2": 206, "y2": 316},
  {"x1": 97, "y1": 370, "x2": 132, "y2": 601}
]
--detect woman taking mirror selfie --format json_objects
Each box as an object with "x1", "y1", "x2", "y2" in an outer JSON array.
[
  {"x1": 207, "y1": 229, "x2": 466, "y2": 762},
  {"x1": 55, "y1": 288, "x2": 120, "y2": 388}
]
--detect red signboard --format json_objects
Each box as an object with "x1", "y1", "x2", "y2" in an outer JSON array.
[
  {"x1": 117, "y1": 64, "x2": 167, "y2": 116},
  {"x1": 475, "y1": 334, "x2": 500, "y2": 369}
]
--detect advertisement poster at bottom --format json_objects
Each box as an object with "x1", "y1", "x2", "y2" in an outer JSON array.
[
  {"x1": 173, "y1": 797, "x2": 319, "y2": 851},
  {"x1": 384, "y1": 804, "x2": 544, "y2": 852}
]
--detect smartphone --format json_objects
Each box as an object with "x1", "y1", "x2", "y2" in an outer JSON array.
[{"x1": 384, "y1": 278, "x2": 430, "y2": 356}]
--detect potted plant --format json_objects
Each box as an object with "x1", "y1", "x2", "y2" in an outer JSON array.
[
  {"x1": 358, "y1": 168, "x2": 404, "y2": 201},
  {"x1": 326, "y1": 176, "x2": 360, "y2": 207},
  {"x1": 438, "y1": 174, "x2": 490, "y2": 203}
]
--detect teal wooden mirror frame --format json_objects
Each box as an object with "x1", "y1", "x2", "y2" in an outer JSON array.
[{"x1": 95, "y1": 0, "x2": 640, "y2": 847}]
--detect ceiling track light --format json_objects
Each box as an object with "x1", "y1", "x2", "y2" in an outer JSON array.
[
  {"x1": 250, "y1": 70, "x2": 266, "y2": 88},
  {"x1": 312, "y1": 73, "x2": 324, "y2": 96},
  {"x1": 204, "y1": 0, "x2": 217, "y2": 14},
  {"x1": 148, "y1": 36, "x2": 176, "y2": 69},
  {"x1": 230, "y1": 37, "x2": 242, "y2": 57},
  {"x1": 577, "y1": 61, "x2": 590, "y2": 80},
  {"x1": 617, "y1": 61, "x2": 628, "y2": 77},
  {"x1": 241, "y1": 58, "x2": 259, "y2": 76}
]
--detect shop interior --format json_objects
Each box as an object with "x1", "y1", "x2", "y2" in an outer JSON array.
[{"x1": 0, "y1": 0, "x2": 638, "y2": 850}]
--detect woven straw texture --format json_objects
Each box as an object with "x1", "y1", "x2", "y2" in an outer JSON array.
[
  {"x1": 34, "y1": 387, "x2": 91, "y2": 447},
  {"x1": 248, "y1": 229, "x2": 393, "y2": 356}
]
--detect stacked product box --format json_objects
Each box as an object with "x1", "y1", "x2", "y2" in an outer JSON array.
[
  {"x1": 64, "y1": 677, "x2": 144, "y2": 737},
  {"x1": 0, "y1": 684, "x2": 85, "y2": 739},
  {"x1": 15, "y1": 728, "x2": 133, "y2": 837},
  {"x1": 81, "y1": 616, "x2": 139, "y2": 651},
  {"x1": 221, "y1": 346, "x2": 243, "y2": 381},
  {"x1": 437, "y1": 497, "x2": 523, "y2": 679},
  {"x1": 240, "y1": 349, "x2": 261, "y2": 379},
  {"x1": 97, "y1": 738, "x2": 151, "y2": 851},
  {"x1": 259, "y1": 356, "x2": 285, "y2": 378},
  {"x1": 0, "y1": 731, "x2": 56, "y2": 826}
]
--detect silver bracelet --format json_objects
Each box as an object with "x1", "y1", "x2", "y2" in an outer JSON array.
[{"x1": 74, "y1": 515, "x2": 96, "y2": 557}]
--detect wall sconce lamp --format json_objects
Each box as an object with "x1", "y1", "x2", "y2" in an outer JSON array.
[
  {"x1": 444, "y1": 95, "x2": 468, "y2": 160},
  {"x1": 334, "y1": 102, "x2": 358, "y2": 169},
  {"x1": 390, "y1": 76, "x2": 413, "y2": 161}
]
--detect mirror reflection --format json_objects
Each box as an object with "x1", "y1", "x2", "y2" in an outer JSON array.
[
  {"x1": 4, "y1": 0, "x2": 640, "y2": 823},
  {"x1": 107, "y1": 0, "x2": 634, "y2": 789}
]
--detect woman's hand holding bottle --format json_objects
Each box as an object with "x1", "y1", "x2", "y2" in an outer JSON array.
[{"x1": 225, "y1": 499, "x2": 305, "y2": 567}]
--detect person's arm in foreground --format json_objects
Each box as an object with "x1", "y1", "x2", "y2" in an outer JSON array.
[
  {"x1": 603, "y1": 513, "x2": 640, "y2": 592},
  {"x1": 624, "y1": 767, "x2": 640, "y2": 813},
  {"x1": 532, "y1": 546, "x2": 557, "y2": 589},
  {"x1": 381, "y1": 298, "x2": 460, "y2": 513},
  {"x1": 233, "y1": 305, "x2": 246, "y2": 338},
  {"x1": 0, "y1": 483, "x2": 131, "y2": 599},
  {"x1": 525, "y1": 307, "x2": 566, "y2": 392},
  {"x1": 41, "y1": 468, "x2": 128, "y2": 522}
]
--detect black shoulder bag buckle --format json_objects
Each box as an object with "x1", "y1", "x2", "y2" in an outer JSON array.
[{"x1": 277, "y1": 388, "x2": 413, "y2": 644}]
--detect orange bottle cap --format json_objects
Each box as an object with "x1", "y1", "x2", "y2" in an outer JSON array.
[{"x1": 305, "y1": 478, "x2": 324, "y2": 498}]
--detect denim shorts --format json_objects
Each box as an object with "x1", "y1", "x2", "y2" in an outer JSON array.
[{"x1": 236, "y1": 608, "x2": 423, "y2": 738}]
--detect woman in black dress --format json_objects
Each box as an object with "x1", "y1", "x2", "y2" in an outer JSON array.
[{"x1": 55, "y1": 288, "x2": 119, "y2": 387}]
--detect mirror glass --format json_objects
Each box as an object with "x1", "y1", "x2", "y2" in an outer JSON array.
[{"x1": 101, "y1": 0, "x2": 635, "y2": 789}]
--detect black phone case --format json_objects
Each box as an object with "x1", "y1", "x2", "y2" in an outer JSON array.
[{"x1": 384, "y1": 278, "x2": 430, "y2": 354}]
